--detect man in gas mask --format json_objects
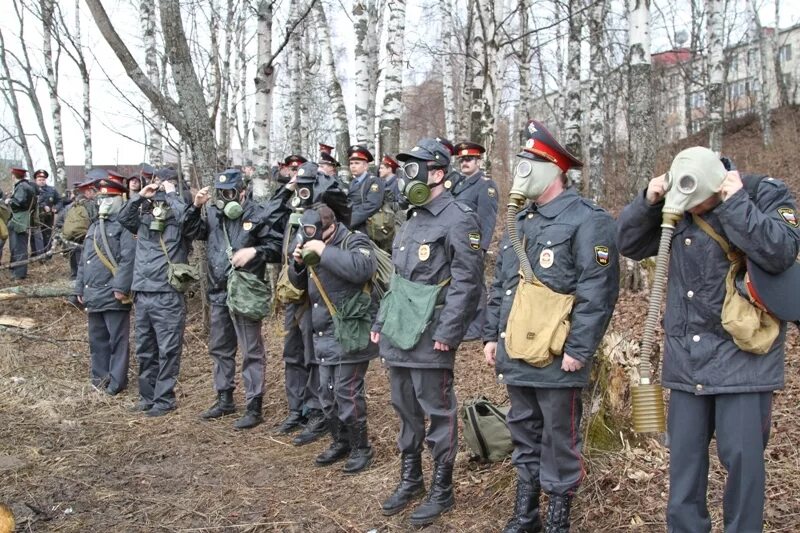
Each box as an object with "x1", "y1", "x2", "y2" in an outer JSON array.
[
  {"x1": 119, "y1": 174, "x2": 193, "y2": 417},
  {"x1": 449, "y1": 141, "x2": 499, "y2": 341},
  {"x1": 288, "y1": 204, "x2": 378, "y2": 473},
  {"x1": 372, "y1": 138, "x2": 483, "y2": 526},
  {"x1": 483, "y1": 121, "x2": 619, "y2": 533},
  {"x1": 617, "y1": 148, "x2": 800, "y2": 533},
  {"x1": 274, "y1": 161, "x2": 350, "y2": 444},
  {"x1": 183, "y1": 169, "x2": 290, "y2": 429},
  {"x1": 74, "y1": 176, "x2": 135, "y2": 395},
  {"x1": 346, "y1": 145, "x2": 384, "y2": 234}
]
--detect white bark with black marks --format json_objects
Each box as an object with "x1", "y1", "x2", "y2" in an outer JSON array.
[
  {"x1": 564, "y1": 0, "x2": 582, "y2": 163},
  {"x1": 314, "y1": 1, "x2": 350, "y2": 164},
  {"x1": 705, "y1": 0, "x2": 724, "y2": 154},
  {"x1": 748, "y1": 0, "x2": 772, "y2": 146},
  {"x1": 41, "y1": 0, "x2": 66, "y2": 191},
  {"x1": 141, "y1": 0, "x2": 162, "y2": 166},
  {"x1": 0, "y1": 29, "x2": 34, "y2": 171},
  {"x1": 588, "y1": 0, "x2": 607, "y2": 201},
  {"x1": 627, "y1": 0, "x2": 656, "y2": 195},
  {"x1": 378, "y1": 0, "x2": 406, "y2": 157},
  {"x1": 353, "y1": 1, "x2": 371, "y2": 145},
  {"x1": 252, "y1": 0, "x2": 274, "y2": 197},
  {"x1": 441, "y1": 0, "x2": 458, "y2": 141}
]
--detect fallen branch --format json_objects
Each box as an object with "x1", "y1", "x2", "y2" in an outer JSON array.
[
  {"x1": 0, "y1": 280, "x2": 75, "y2": 301},
  {"x1": 0, "y1": 316, "x2": 36, "y2": 329}
]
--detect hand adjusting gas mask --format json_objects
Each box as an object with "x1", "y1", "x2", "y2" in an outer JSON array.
[
  {"x1": 297, "y1": 207, "x2": 335, "y2": 267},
  {"x1": 396, "y1": 138, "x2": 451, "y2": 207},
  {"x1": 214, "y1": 169, "x2": 245, "y2": 219}
]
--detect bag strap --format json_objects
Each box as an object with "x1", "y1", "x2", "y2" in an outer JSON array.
[
  {"x1": 159, "y1": 235, "x2": 174, "y2": 266},
  {"x1": 691, "y1": 214, "x2": 742, "y2": 262},
  {"x1": 221, "y1": 221, "x2": 234, "y2": 261},
  {"x1": 92, "y1": 224, "x2": 118, "y2": 276},
  {"x1": 309, "y1": 266, "x2": 338, "y2": 317}
]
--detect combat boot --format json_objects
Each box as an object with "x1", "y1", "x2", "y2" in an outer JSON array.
[
  {"x1": 408, "y1": 462, "x2": 455, "y2": 526},
  {"x1": 200, "y1": 389, "x2": 236, "y2": 419},
  {"x1": 342, "y1": 422, "x2": 373, "y2": 474},
  {"x1": 234, "y1": 395, "x2": 263, "y2": 429},
  {"x1": 292, "y1": 409, "x2": 327, "y2": 446},
  {"x1": 274, "y1": 410, "x2": 306, "y2": 434},
  {"x1": 315, "y1": 418, "x2": 350, "y2": 466},
  {"x1": 544, "y1": 494, "x2": 572, "y2": 533},
  {"x1": 502, "y1": 478, "x2": 543, "y2": 533},
  {"x1": 381, "y1": 453, "x2": 425, "y2": 516}
]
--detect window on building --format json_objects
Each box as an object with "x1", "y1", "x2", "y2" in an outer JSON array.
[
  {"x1": 779, "y1": 44, "x2": 792, "y2": 63},
  {"x1": 783, "y1": 73, "x2": 793, "y2": 88},
  {"x1": 747, "y1": 49, "x2": 757, "y2": 66},
  {"x1": 690, "y1": 91, "x2": 705, "y2": 109},
  {"x1": 731, "y1": 57, "x2": 738, "y2": 73}
]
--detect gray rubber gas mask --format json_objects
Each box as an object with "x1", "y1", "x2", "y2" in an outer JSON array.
[
  {"x1": 215, "y1": 188, "x2": 244, "y2": 219},
  {"x1": 97, "y1": 196, "x2": 123, "y2": 219},
  {"x1": 662, "y1": 146, "x2": 727, "y2": 215},
  {"x1": 510, "y1": 158, "x2": 562, "y2": 201}
]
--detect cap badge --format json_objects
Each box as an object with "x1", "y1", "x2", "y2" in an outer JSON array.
[
  {"x1": 528, "y1": 122, "x2": 538, "y2": 134},
  {"x1": 298, "y1": 168, "x2": 305, "y2": 176},
  {"x1": 219, "y1": 175, "x2": 227, "y2": 182}
]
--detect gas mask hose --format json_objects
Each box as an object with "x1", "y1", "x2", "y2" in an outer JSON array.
[
  {"x1": 631, "y1": 212, "x2": 681, "y2": 433},
  {"x1": 507, "y1": 192, "x2": 534, "y2": 282}
]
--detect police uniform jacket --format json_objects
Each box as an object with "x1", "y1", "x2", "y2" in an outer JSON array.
[
  {"x1": 37, "y1": 184, "x2": 61, "y2": 215},
  {"x1": 347, "y1": 172, "x2": 384, "y2": 231},
  {"x1": 450, "y1": 170, "x2": 498, "y2": 250},
  {"x1": 617, "y1": 177, "x2": 800, "y2": 394},
  {"x1": 182, "y1": 195, "x2": 289, "y2": 306},
  {"x1": 288, "y1": 223, "x2": 378, "y2": 365},
  {"x1": 9, "y1": 179, "x2": 37, "y2": 215},
  {"x1": 484, "y1": 189, "x2": 620, "y2": 388},
  {"x1": 118, "y1": 192, "x2": 191, "y2": 293},
  {"x1": 375, "y1": 191, "x2": 483, "y2": 369},
  {"x1": 74, "y1": 215, "x2": 135, "y2": 312}
]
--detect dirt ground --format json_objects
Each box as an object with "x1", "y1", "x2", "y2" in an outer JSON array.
[{"x1": 0, "y1": 255, "x2": 798, "y2": 533}]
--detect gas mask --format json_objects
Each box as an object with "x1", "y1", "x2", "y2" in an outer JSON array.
[
  {"x1": 214, "y1": 188, "x2": 244, "y2": 219},
  {"x1": 297, "y1": 209, "x2": 332, "y2": 267},
  {"x1": 398, "y1": 161, "x2": 445, "y2": 206},
  {"x1": 290, "y1": 184, "x2": 314, "y2": 210},
  {"x1": 149, "y1": 193, "x2": 171, "y2": 232},
  {"x1": 510, "y1": 158, "x2": 562, "y2": 202},
  {"x1": 662, "y1": 146, "x2": 727, "y2": 215},
  {"x1": 97, "y1": 196, "x2": 123, "y2": 219}
]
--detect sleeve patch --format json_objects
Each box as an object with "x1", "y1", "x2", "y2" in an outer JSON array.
[
  {"x1": 778, "y1": 207, "x2": 798, "y2": 227},
  {"x1": 594, "y1": 245, "x2": 610, "y2": 266},
  {"x1": 468, "y1": 232, "x2": 481, "y2": 250},
  {"x1": 487, "y1": 187, "x2": 496, "y2": 198},
  {"x1": 358, "y1": 247, "x2": 371, "y2": 256},
  {"x1": 370, "y1": 183, "x2": 379, "y2": 193}
]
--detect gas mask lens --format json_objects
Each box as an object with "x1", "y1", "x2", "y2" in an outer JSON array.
[
  {"x1": 676, "y1": 174, "x2": 698, "y2": 195},
  {"x1": 220, "y1": 189, "x2": 237, "y2": 201},
  {"x1": 403, "y1": 162, "x2": 420, "y2": 180},
  {"x1": 298, "y1": 187, "x2": 311, "y2": 200},
  {"x1": 514, "y1": 160, "x2": 533, "y2": 180},
  {"x1": 303, "y1": 225, "x2": 317, "y2": 239}
]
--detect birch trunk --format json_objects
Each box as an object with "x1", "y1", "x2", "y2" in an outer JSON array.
[
  {"x1": 287, "y1": 10, "x2": 303, "y2": 153},
  {"x1": 473, "y1": 0, "x2": 500, "y2": 170},
  {"x1": 705, "y1": 0, "x2": 724, "y2": 154},
  {"x1": 517, "y1": 0, "x2": 533, "y2": 140},
  {"x1": 41, "y1": 0, "x2": 66, "y2": 192},
  {"x1": 353, "y1": 1, "x2": 371, "y2": 145},
  {"x1": 441, "y1": 0, "x2": 458, "y2": 141},
  {"x1": 74, "y1": 1, "x2": 92, "y2": 171},
  {"x1": 773, "y1": 0, "x2": 789, "y2": 107},
  {"x1": 748, "y1": 1, "x2": 772, "y2": 146},
  {"x1": 378, "y1": 0, "x2": 406, "y2": 157},
  {"x1": 315, "y1": 1, "x2": 350, "y2": 164},
  {"x1": 587, "y1": 0, "x2": 606, "y2": 201},
  {"x1": 0, "y1": 30, "x2": 34, "y2": 171},
  {"x1": 235, "y1": 6, "x2": 250, "y2": 161},
  {"x1": 141, "y1": 0, "x2": 163, "y2": 166},
  {"x1": 366, "y1": 0, "x2": 380, "y2": 148},
  {"x1": 252, "y1": 0, "x2": 274, "y2": 200},
  {"x1": 458, "y1": 0, "x2": 477, "y2": 140},
  {"x1": 564, "y1": 0, "x2": 582, "y2": 161},
  {"x1": 627, "y1": 0, "x2": 656, "y2": 194},
  {"x1": 218, "y1": 0, "x2": 235, "y2": 165}
]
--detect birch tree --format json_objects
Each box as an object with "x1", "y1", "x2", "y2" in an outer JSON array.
[
  {"x1": 563, "y1": 0, "x2": 582, "y2": 164},
  {"x1": 441, "y1": 0, "x2": 458, "y2": 140},
  {"x1": 141, "y1": 0, "x2": 163, "y2": 166},
  {"x1": 0, "y1": 29, "x2": 34, "y2": 172},
  {"x1": 314, "y1": 1, "x2": 350, "y2": 164},
  {"x1": 353, "y1": 1, "x2": 371, "y2": 145},
  {"x1": 287, "y1": 8, "x2": 303, "y2": 152},
  {"x1": 366, "y1": 0, "x2": 380, "y2": 147},
  {"x1": 773, "y1": 0, "x2": 788, "y2": 107},
  {"x1": 705, "y1": 0, "x2": 724, "y2": 153},
  {"x1": 587, "y1": 0, "x2": 607, "y2": 201},
  {"x1": 627, "y1": 0, "x2": 656, "y2": 194},
  {"x1": 748, "y1": 0, "x2": 772, "y2": 146},
  {"x1": 458, "y1": 0, "x2": 477, "y2": 140},
  {"x1": 39, "y1": 0, "x2": 66, "y2": 190},
  {"x1": 252, "y1": 0, "x2": 274, "y2": 198},
  {"x1": 516, "y1": 0, "x2": 534, "y2": 138},
  {"x1": 378, "y1": 0, "x2": 406, "y2": 156},
  {"x1": 217, "y1": 0, "x2": 236, "y2": 165}
]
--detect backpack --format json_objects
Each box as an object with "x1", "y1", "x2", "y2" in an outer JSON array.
[
  {"x1": 343, "y1": 232, "x2": 394, "y2": 298},
  {"x1": 366, "y1": 202, "x2": 402, "y2": 252},
  {"x1": 461, "y1": 396, "x2": 514, "y2": 462},
  {"x1": 63, "y1": 201, "x2": 91, "y2": 241}
]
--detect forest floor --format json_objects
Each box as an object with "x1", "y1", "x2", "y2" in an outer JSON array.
[{"x1": 3, "y1": 110, "x2": 800, "y2": 532}]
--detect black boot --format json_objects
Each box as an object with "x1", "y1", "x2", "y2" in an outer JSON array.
[
  {"x1": 315, "y1": 419, "x2": 350, "y2": 466},
  {"x1": 234, "y1": 395, "x2": 264, "y2": 430},
  {"x1": 502, "y1": 478, "x2": 543, "y2": 533},
  {"x1": 381, "y1": 453, "x2": 425, "y2": 516},
  {"x1": 408, "y1": 462, "x2": 455, "y2": 526},
  {"x1": 200, "y1": 389, "x2": 236, "y2": 419},
  {"x1": 275, "y1": 410, "x2": 306, "y2": 434},
  {"x1": 292, "y1": 409, "x2": 327, "y2": 446},
  {"x1": 342, "y1": 422, "x2": 373, "y2": 474},
  {"x1": 544, "y1": 494, "x2": 572, "y2": 533}
]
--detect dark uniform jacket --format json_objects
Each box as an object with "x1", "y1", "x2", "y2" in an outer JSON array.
[
  {"x1": 37, "y1": 184, "x2": 61, "y2": 222},
  {"x1": 347, "y1": 172, "x2": 384, "y2": 232},
  {"x1": 182, "y1": 195, "x2": 289, "y2": 305},
  {"x1": 288, "y1": 224, "x2": 378, "y2": 365},
  {"x1": 375, "y1": 191, "x2": 483, "y2": 369},
  {"x1": 9, "y1": 179, "x2": 37, "y2": 219},
  {"x1": 449, "y1": 170, "x2": 498, "y2": 250},
  {"x1": 485, "y1": 189, "x2": 620, "y2": 388},
  {"x1": 74, "y1": 215, "x2": 136, "y2": 312},
  {"x1": 118, "y1": 192, "x2": 191, "y2": 293},
  {"x1": 617, "y1": 177, "x2": 800, "y2": 394}
]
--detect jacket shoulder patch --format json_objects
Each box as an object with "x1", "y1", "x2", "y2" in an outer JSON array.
[
  {"x1": 468, "y1": 232, "x2": 481, "y2": 250},
  {"x1": 778, "y1": 207, "x2": 798, "y2": 227},
  {"x1": 594, "y1": 245, "x2": 610, "y2": 266},
  {"x1": 370, "y1": 182, "x2": 379, "y2": 193}
]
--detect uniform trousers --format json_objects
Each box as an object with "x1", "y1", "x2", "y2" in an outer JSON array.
[
  {"x1": 319, "y1": 361, "x2": 369, "y2": 426},
  {"x1": 389, "y1": 366, "x2": 458, "y2": 464},
  {"x1": 88, "y1": 310, "x2": 131, "y2": 393},
  {"x1": 9, "y1": 229, "x2": 29, "y2": 279},
  {"x1": 29, "y1": 227, "x2": 44, "y2": 256},
  {"x1": 667, "y1": 389, "x2": 772, "y2": 533},
  {"x1": 134, "y1": 291, "x2": 186, "y2": 409},
  {"x1": 506, "y1": 385, "x2": 585, "y2": 496},
  {"x1": 208, "y1": 303, "x2": 266, "y2": 402},
  {"x1": 283, "y1": 304, "x2": 321, "y2": 413}
]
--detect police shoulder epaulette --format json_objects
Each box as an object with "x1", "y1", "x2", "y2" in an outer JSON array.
[{"x1": 453, "y1": 200, "x2": 474, "y2": 213}]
